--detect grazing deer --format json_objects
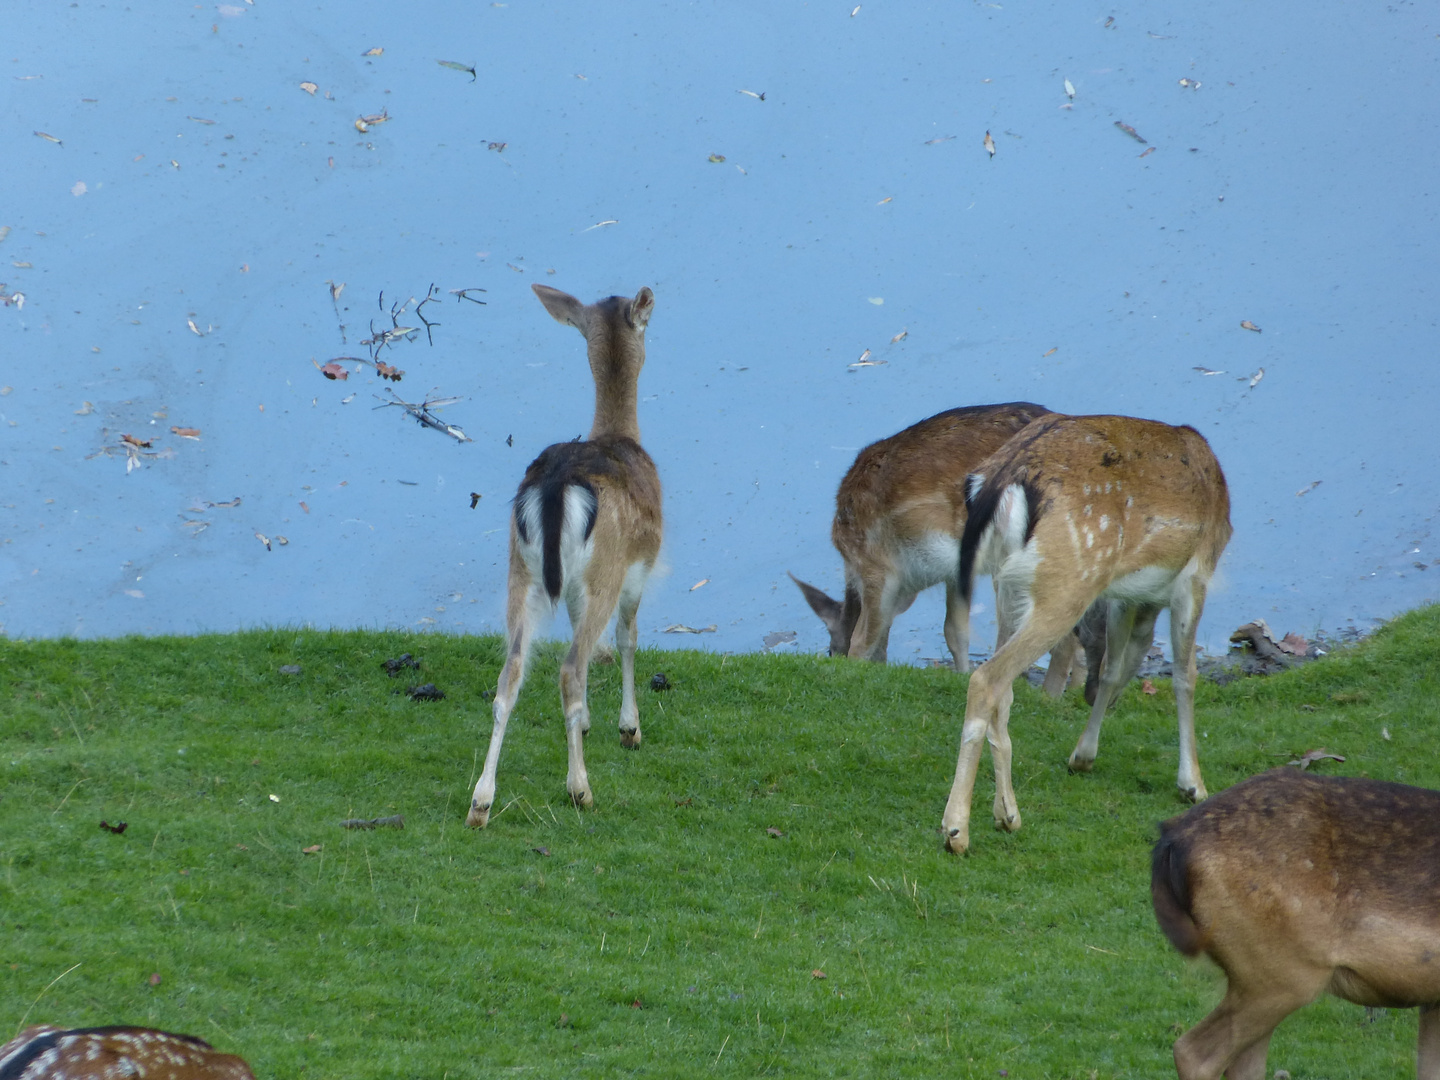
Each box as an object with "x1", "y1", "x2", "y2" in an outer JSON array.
[
  {"x1": 0, "y1": 1025, "x2": 255, "y2": 1079},
  {"x1": 466, "y1": 284, "x2": 662, "y2": 828},
  {"x1": 941, "y1": 414, "x2": 1231, "y2": 854},
  {"x1": 1152, "y1": 768, "x2": 1440, "y2": 1080},
  {"x1": 788, "y1": 401, "x2": 1087, "y2": 689}
]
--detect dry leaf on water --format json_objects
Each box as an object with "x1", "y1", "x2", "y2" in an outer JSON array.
[
  {"x1": 316, "y1": 361, "x2": 349, "y2": 380},
  {"x1": 1114, "y1": 121, "x2": 1147, "y2": 143},
  {"x1": 300, "y1": 81, "x2": 318, "y2": 95},
  {"x1": 170, "y1": 427, "x2": 201, "y2": 439}
]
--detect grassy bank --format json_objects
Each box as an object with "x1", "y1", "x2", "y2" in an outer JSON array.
[{"x1": 2, "y1": 605, "x2": 1437, "y2": 1078}]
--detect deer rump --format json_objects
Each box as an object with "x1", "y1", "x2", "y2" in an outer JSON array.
[
  {"x1": 1153, "y1": 767, "x2": 1440, "y2": 1079},
  {"x1": 513, "y1": 436, "x2": 659, "y2": 604}
]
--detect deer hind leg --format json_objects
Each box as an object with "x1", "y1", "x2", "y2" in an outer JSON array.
[
  {"x1": 942, "y1": 581, "x2": 972, "y2": 672},
  {"x1": 1068, "y1": 601, "x2": 1160, "y2": 774},
  {"x1": 469, "y1": 565, "x2": 543, "y2": 828},
  {"x1": 1040, "y1": 630, "x2": 1079, "y2": 698},
  {"x1": 1169, "y1": 576, "x2": 1208, "y2": 801},
  {"x1": 559, "y1": 554, "x2": 631, "y2": 808},
  {"x1": 942, "y1": 588, "x2": 1092, "y2": 853},
  {"x1": 1173, "y1": 983, "x2": 1317, "y2": 1080},
  {"x1": 615, "y1": 559, "x2": 653, "y2": 749},
  {"x1": 1420, "y1": 1003, "x2": 1440, "y2": 1080}
]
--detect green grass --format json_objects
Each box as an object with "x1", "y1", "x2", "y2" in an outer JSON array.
[{"x1": 2, "y1": 606, "x2": 1438, "y2": 1078}]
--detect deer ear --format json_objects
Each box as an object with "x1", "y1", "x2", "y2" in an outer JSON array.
[
  {"x1": 532, "y1": 284, "x2": 586, "y2": 329},
  {"x1": 788, "y1": 572, "x2": 844, "y2": 633},
  {"x1": 628, "y1": 287, "x2": 655, "y2": 331}
]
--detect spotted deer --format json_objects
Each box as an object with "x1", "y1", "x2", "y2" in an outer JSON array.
[
  {"x1": 1152, "y1": 768, "x2": 1440, "y2": 1080},
  {"x1": 941, "y1": 414, "x2": 1231, "y2": 854},
  {"x1": 788, "y1": 402, "x2": 1089, "y2": 691},
  {"x1": 0, "y1": 1025, "x2": 254, "y2": 1079},
  {"x1": 467, "y1": 284, "x2": 662, "y2": 828}
]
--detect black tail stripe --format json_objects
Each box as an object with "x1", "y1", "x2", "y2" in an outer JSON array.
[
  {"x1": 540, "y1": 482, "x2": 567, "y2": 601},
  {"x1": 958, "y1": 474, "x2": 1005, "y2": 606}
]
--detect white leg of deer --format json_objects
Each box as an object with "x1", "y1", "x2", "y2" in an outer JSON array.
[
  {"x1": 1068, "y1": 602, "x2": 1159, "y2": 773},
  {"x1": 469, "y1": 580, "x2": 540, "y2": 828},
  {"x1": 615, "y1": 560, "x2": 651, "y2": 749},
  {"x1": 850, "y1": 571, "x2": 902, "y2": 662},
  {"x1": 942, "y1": 581, "x2": 971, "y2": 672},
  {"x1": 1419, "y1": 1003, "x2": 1440, "y2": 1080},
  {"x1": 943, "y1": 597, "x2": 1089, "y2": 853},
  {"x1": 1168, "y1": 580, "x2": 1207, "y2": 801}
]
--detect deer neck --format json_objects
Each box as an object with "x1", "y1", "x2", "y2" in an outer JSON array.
[{"x1": 590, "y1": 380, "x2": 640, "y2": 443}]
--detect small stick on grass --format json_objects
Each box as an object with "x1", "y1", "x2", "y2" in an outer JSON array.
[{"x1": 15, "y1": 962, "x2": 83, "y2": 1035}]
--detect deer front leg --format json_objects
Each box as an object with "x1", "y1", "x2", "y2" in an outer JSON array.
[
  {"x1": 942, "y1": 581, "x2": 972, "y2": 673},
  {"x1": 1418, "y1": 1003, "x2": 1440, "y2": 1080}
]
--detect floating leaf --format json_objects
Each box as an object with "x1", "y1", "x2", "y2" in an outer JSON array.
[
  {"x1": 983, "y1": 131, "x2": 996, "y2": 157},
  {"x1": 737, "y1": 89, "x2": 765, "y2": 100},
  {"x1": 187, "y1": 319, "x2": 204, "y2": 336},
  {"x1": 34, "y1": 130, "x2": 62, "y2": 146},
  {"x1": 120, "y1": 434, "x2": 152, "y2": 449},
  {"x1": 891, "y1": 329, "x2": 908, "y2": 343},
  {"x1": 1247, "y1": 367, "x2": 1265, "y2": 389},
  {"x1": 1114, "y1": 121, "x2": 1147, "y2": 143},
  {"x1": 170, "y1": 427, "x2": 201, "y2": 439},
  {"x1": 708, "y1": 153, "x2": 726, "y2": 163},
  {"x1": 1240, "y1": 319, "x2": 1261, "y2": 332},
  {"x1": 363, "y1": 46, "x2": 383, "y2": 56},
  {"x1": 1295, "y1": 480, "x2": 1321, "y2": 497},
  {"x1": 316, "y1": 361, "x2": 349, "y2": 380},
  {"x1": 690, "y1": 578, "x2": 710, "y2": 591},
  {"x1": 1192, "y1": 366, "x2": 1225, "y2": 376},
  {"x1": 663, "y1": 623, "x2": 717, "y2": 634},
  {"x1": 1064, "y1": 78, "x2": 1076, "y2": 99},
  {"x1": 1042, "y1": 347, "x2": 1057, "y2": 357},
  {"x1": 300, "y1": 81, "x2": 318, "y2": 95},
  {"x1": 437, "y1": 59, "x2": 477, "y2": 81}
]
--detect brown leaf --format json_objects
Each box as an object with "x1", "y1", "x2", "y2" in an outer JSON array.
[
  {"x1": 374, "y1": 360, "x2": 404, "y2": 382},
  {"x1": 302, "y1": 844, "x2": 322, "y2": 854},
  {"x1": 318, "y1": 361, "x2": 349, "y2": 380},
  {"x1": 1240, "y1": 320, "x2": 1262, "y2": 333},
  {"x1": 1141, "y1": 679, "x2": 1158, "y2": 696},
  {"x1": 811, "y1": 969, "x2": 827, "y2": 980},
  {"x1": 120, "y1": 433, "x2": 153, "y2": 448},
  {"x1": 148, "y1": 972, "x2": 162, "y2": 987},
  {"x1": 766, "y1": 827, "x2": 785, "y2": 838},
  {"x1": 170, "y1": 426, "x2": 201, "y2": 439},
  {"x1": 1277, "y1": 632, "x2": 1309, "y2": 656},
  {"x1": 533, "y1": 846, "x2": 551, "y2": 857}
]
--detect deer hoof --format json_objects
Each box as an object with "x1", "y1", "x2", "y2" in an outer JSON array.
[
  {"x1": 1180, "y1": 782, "x2": 1207, "y2": 803},
  {"x1": 570, "y1": 787, "x2": 594, "y2": 810},
  {"x1": 619, "y1": 727, "x2": 642, "y2": 750},
  {"x1": 1067, "y1": 753, "x2": 1095, "y2": 774},
  {"x1": 993, "y1": 812, "x2": 1022, "y2": 834},
  {"x1": 466, "y1": 801, "x2": 491, "y2": 829},
  {"x1": 943, "y1": 827, "x2": 969, "y2": 855}
]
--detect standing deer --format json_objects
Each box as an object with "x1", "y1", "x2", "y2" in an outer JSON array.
[
  {"x1": 466, "y1": 284, "x2": 661, "y2": 828},
  {"x1": 941, "y1": 414, "x2": 1231, "y2": 854},
  {"x1": 1152, "y1": 768, "x2": 1440, "y2": 1080},
  {"x1": 0, "y1": 1025, "x2": 255, "y2": 1079},
  {"x1": 788, "y1": 402, "x2": 1088, "y2": 692}
]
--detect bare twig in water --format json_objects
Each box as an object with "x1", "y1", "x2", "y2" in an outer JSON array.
[{"x1": 448, "y1": 287, "x2": 488, "y2": 305}]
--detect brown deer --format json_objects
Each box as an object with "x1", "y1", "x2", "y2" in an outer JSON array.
[
  {"x1": 466, "y1": 284, "x2": 662, "y2": 828},
  {"x1": 0, "y1": 1025, "x2": 254, "y2": 1079},
  {"x1": 1152, "y1": 768, "x2": 1440, "y2": 1080},
  {"x1": 788, "y1": 402, "x2": 1089, "y2": 692},
  {"x1": 941, "y1": 414, "x2": 1231, "y2": 854}
]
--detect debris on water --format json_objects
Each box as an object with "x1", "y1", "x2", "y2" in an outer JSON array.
[
  {"x1": 407, "y1": 683, "x2": 445, "y2": 701},
  {"x1": 1114, "y1": 120, "x2": 1147, "y2": 143},
  {"x1": 317, "y1": 360, "x2": 349, "y2": 380},
  {"x1": 1246, "y1": 367, "x2": 1265, "y2": 389},
  {"x1": 363, "y1": 47, "x2": 384, "y2": 57},
  {"x1": 983, "y1": 130, "x2": 996, "y2": 157},
  {"x1": 438, "y1": 60, "x2": 477, "y2": 81},
  {"x1": 1193, "y1": 366, "x2": 1225, "y2": 376},
  {"x1": 469, "y1": 492, "x2": 482, "y2": 509},
  {"x1": 664, "y1": 624, "x2": 717, "y2": 634},
  {"x1": 1295, "y1": 480, "x2": 1321, "y2": 497},
  {"x1": 737, "y1": 89, "x2": 765, "y2": 100},
  {"x1": 1240, "y1": 319, "x2": 1262, "y2": 333},
  {"x1": 170, "y1": 427, "x2": 201, "y2": 439},
  {"x1": 300, "y1": 81, "x2": 318, "y2": 95},
  {"x1": 708, "y1": 153, "x2": 726, "y2": 163},
  {"x1": 383, "y1": 653, "x2": 420, "y2": 676},
  {"x1": 763, "y1": 630, "x2": 797, "y2": 650},
  {"x1": 1064, "y1": 78, "x2": 1076, "y2": 99},
  {"x1": 690, "y1": 578, "x2": 709, "y2": 591},
  {"x1": 340, "y1": 814, "x2": 404, "y2": 830},
  {"x1": 34, "y1": 131, "x2": 63, "y2": 146}
]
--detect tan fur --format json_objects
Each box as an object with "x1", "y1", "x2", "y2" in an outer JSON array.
[
  {"x1": 1153, "y1": 769, "x2": 1440, "y2": 1080},
  {"x1": 788, "y1": 402, "x2": 1086, "y2": 682},
  {"x1": 942, "y1": 414, "x2": 1231, "y2": 854},
  {"x1": 467, "y1": 285, "x2": 661, "y2": 827},
  {"x1": 0, "y1": 1025, "x2": 254, "y2": 1079}
]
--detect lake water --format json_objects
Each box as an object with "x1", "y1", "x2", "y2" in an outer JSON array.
[{"x1": 2, "y1": 1, "x2": 1437, "y2": 664}]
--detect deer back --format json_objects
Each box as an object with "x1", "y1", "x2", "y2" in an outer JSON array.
[
  {"x1": 0, "y1": 1025, "x2": 255, "y2": 1080},
  {"x1": 832, "y1": 402, "x2": 1051, "y2": 563},
  {"x1": 960, "y1": 414, "x2": 1232, "y2": 604}
]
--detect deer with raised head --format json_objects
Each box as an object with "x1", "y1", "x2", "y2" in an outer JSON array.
[
  {"x1": 466, "y1": 284, "x2": 661, "y2": 828},
  {"x1": 1152, "y1": 767, "x2": 1440, "y2": 1080},
  {"x1": 941, "y1": 413, "x2": 1231, "y2": 854},
  {"x1": 788, "y1": 402, "x2": 1090, "y2": 692},
  {"x1": 0, "y1": 1025, "x2": 255, "y2": 1079}
]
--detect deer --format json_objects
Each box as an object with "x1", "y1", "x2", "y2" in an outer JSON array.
[
  {"x1": 787, "y1": 402, "x2": 1092, "y2": 694},
  {"x1": 1152, "y1": 767, "x2": 1440, "y2": 1080},
  {"x1": 466, "y1": 284, "x2": 662, "y2": 828},
  {"x1": 941, "y1": 413, "x2": 1232, "y2": 854},
  {"x1": 0, "y1": 1025, "x2": 255, "y2": 1079}
]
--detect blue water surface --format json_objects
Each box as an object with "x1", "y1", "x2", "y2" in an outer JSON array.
[{"x1": 2, "y1": 1, "x2": 1437, "y2": 662}]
